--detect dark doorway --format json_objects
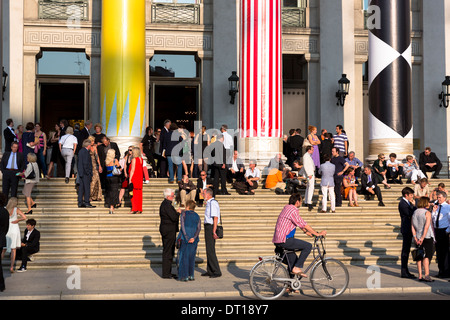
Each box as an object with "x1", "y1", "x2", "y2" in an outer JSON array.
[
  {"x1": 39, "y1": 82, "x2": 85, "y2": 132},
  {"x1": 153, "y1": 85, "x2": 199, "y2": 132}
]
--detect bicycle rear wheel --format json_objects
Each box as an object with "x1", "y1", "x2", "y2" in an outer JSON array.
[
  {"x1": 310, "y1": 258, "x2": 349, "y2": 298},
  {"x1": 249, "y1": 259, "x2": 289, "y2": 300}
]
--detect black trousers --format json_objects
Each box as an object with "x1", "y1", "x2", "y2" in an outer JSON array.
[
  {"x1": 420, "y1": 163, "x2": 442, "y2": 177},
  {"x1": 2, "y1": 170, "x2": 20, "y2": 199},
  {"x1": 204, "y1": 224, "x2": 221, "y2": 276},
  {"x1": 18, "y1": 246, "x2": 39, "y2": 269},
  {"x1": 160, "y1": 228, "x2": 176, "y2": 277},
  {"x1": 361, "y1": 186, "x2": 383, "y2": 202},
  {"x1": 0, "y1": 253, "x2": 4, "y2": 290},
  {"x1": 77, "y1": 174, "x2": 92, "y2": 206},
  {"x1": 159, "y1": 157, "x2": 168, "y2": 178},
  {"x1": 212, "y1": 166, "x2": 228, "y2": 195},
  {"x1": 400, "y1": 232, "x2": 413, "y2": 271},
  {"x1": 387, "y1": 167, "x2": 403, "y2": 181},
  {"x1": 434, "y1": 228, "x2": 450, "y2": 276},
  {"x1": 334, "y1": 175, "x2": 344, "y2": 206}
]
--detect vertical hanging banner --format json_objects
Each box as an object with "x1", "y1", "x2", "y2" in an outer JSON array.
[
  {"x1": 239, "y1": 0, "x2": 283, "y2": 139},
  {"x1": 368, "y1": 0, "x2": 412, "y2": 156},
  {"x1": 101, "y1": 0, "x2": 146, "y2": 137}
]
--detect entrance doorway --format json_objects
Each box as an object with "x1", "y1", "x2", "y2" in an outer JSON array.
[
  {"x1": 37, "y1": 78, "x2": 88, "y2": 132},
  {"x1": 152, "y1": 84, "x2": 199, "y2": 132}
]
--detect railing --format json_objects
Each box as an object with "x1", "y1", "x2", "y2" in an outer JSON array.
[
  {"x1": 282, "y1": 7, "x2": 307, "y2": 28},
  {"x1": 38, "y1": 0, "x2": 89, "y2": 21},
  {"x1": 151, "y1": 3, "x2": 200, "y2": 25}
]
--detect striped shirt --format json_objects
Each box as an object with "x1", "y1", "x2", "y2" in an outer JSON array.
[
  {"x1": 333, "y1": 133, "x2": 348, "y2": 153},
  {"x1": 272, "y1": 205, "x2": 307, "y2": 244}
]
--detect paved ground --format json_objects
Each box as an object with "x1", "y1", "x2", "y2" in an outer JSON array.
[{"x1": 1, "y1": 262, "x2": 450, "y2": 300}]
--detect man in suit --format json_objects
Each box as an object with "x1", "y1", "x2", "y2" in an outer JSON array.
[
  {"x1": 287, "y1": 128, "x2": 304, "y2": 166},
  {"x1": 97, "y1": 136, "x2": 121, "y2": 188},
  {"x1": 419, "y1": 147, "x2": 442, "y2": 179},
  {"x1": 17, "y1": 219, "x2": 40, "y2": 272},
  {"x1": 159, "y1": 188, "x2": 181, "y2": 279},
  {"x1": 208, "y1": 133, "x2": 230, "y2": 196},
  {"x1": 318, "y1": 154, "x2": 336, "y2": 213},
  {"x1": 158, "y1": 119, "x2": 171, "y2": 178},
  {"x1": 0, "y1": 193, "x2": 9, "y2": 290},
  {"x1": 0, "y1": 142, "x2": 25, "y2": 199},
  {"x1": 3, "y1": 118, "x2": 17, "y2": 152},
  {"x1": 361, "y1": 166, "x2": 385, "y2": 207},
  {"x1": 226, "y1": 150, "x2": 245, "y2": 183},
  {"x1": 77, "y1": 139, "x2": 95, "y2": 208},
  {"x1": 196, "y1": 170, "x2": 213, "y2": 206},
  {"x1": 302, "y1": 146, "x2": 316, "y2": 211},
  {"x1": 398, "y1": 187, "x2": 417, "y2": 279}
]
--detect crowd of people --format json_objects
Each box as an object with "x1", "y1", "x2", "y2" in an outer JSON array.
[{"x1": 2, "y1": 118, "x2": 449, "y2": 286}]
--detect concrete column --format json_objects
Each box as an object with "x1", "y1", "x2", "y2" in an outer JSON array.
[
  {"x1": 100, "y1": 0, "x2": 147, "y2": 154},
  {"x1": 422, "y1": 0, "x2": 450, "y2": 161},
  {"x1": 238, "y1": 0, "x2": 283, "y2": 163}
]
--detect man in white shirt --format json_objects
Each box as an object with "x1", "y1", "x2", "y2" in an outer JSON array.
[
  {"x1": 431, "y1": 191, "x2": 450, "y2": 278},
  {"x1": 226, "y1": 150, "x2": 245, "y2": 183},
  {"x1": 220, "y1": 124, "x2": 234, "y2": 152},
  {"x1": 302, "y1": 146, "x2": 315, "y2": 211},
  {"x1": 244, "y1": 160, "x2": 260, "y2": 195},
  {"x1": 202, "y1": 188, "x2": 222, "y2": 278},
  {"x1": 386, "y1": 153, "x2": 404, "y2": 184}
]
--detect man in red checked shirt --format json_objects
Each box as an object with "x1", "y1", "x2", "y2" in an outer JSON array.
[{"x1": 272, "y1": 193, "x2": 327, "y2": 277}]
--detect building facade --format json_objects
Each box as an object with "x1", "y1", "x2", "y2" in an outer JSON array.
[{"x1": 1, "y1": 0, "x2": 450, "y2": 163}]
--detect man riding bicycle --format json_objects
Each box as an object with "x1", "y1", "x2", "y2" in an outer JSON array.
[{"x1": 272, "y1": 193, "x2": 327, "y2": 277}]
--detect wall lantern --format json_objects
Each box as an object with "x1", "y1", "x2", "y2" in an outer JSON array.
[
  {"x1": 336, "y1": 74, "x2": 350, "y2": 107},
  {"x1": 228, "y1": 71, "x2": 239, "y2": 104},
  {"x1": 439, "y1": 76, "x2": 450, "y2": 108}
]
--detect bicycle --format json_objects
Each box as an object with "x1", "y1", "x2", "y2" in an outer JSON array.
[{"x1": 249, "y1": 236, "x2": 349, "y2": 300}]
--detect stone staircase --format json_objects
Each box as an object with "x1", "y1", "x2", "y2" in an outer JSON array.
[{"x1": 0, "y1": 176, "x2": 446, "y2": 269}]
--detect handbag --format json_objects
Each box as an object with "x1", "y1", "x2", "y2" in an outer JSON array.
[
  {"x1": 216, "y1": 215, "x2": 224, "y2": 239},
  {"x1": 302, "y1": 135, "x2": 312, "y2": 148},
  {"x1": 25, "y1": 163, "x2": 36, "y2": 180},
  {"x1": 411, "y1": 246, "x2": 425, "y2": 262},
  {"x1": 112, "y1": 166, "x2": 121, "y2": 176}
]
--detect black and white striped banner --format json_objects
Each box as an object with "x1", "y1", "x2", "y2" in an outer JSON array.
[{"x1": 368, "y1": 0, "x2": 412, "y2": 140}]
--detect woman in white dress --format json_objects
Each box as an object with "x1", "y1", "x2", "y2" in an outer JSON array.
[{"x1": 1, "y1": 197, "x2": 27, "y2": 273}]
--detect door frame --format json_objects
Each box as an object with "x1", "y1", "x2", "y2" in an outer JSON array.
[
  {"x1": 36, "y1": 75, "x2": 90, "y2": 124},
  {"x1": 150, "y1": 79, "x2": 202, "y2": 129}
]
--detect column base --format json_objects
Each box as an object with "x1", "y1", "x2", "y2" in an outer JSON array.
[
  {"x1": 367, "y1": 138, "x2": 413, "y2": 162},
  {"x1": 237, "y1": 137, "x2": 283, "y2": 169}
]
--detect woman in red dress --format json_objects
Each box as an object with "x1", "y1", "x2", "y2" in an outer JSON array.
[{"x1": 129, "y1": 147, "x2": 144, "y2": 214}]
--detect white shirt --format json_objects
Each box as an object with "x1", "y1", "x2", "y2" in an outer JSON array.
[
  {"x1": 59, "y1": 134, "x2": 78, "y2": 149},
  {"x1": 26, "y1": 228, "x2": 34, "y2": 241},
  {"x1": 204, "y1": 198, "x2": 220, "y2": 225},
  {"x1": 232, "y1": 159, "x2": 239, "y2": 171},
  {"x1": 432, "y1": 202, "x2": 450, "y2": 231},
  {"x1": 245, "y1": 167, "x2": 261, "y2": 179},
  {"x1": 387, "y1": 159, "x2": 402, "y2": 171},
  {"x1": 222, "y1": 131, "x2": 233, "y2": 150}
]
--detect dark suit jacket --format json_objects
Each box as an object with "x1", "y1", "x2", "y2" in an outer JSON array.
[
  {"x1": 398, "y1": 199, "x2": 416, "y2": 235},
  {"x1": 3, "y1": 127, "x2": 16, "y2": 152},
  {"x1": 0, "y1": 151, "x2": 25, "y2": 173},
  {"x1": 208, "y1": 140, "x2": 227, "y2": 167},
  {"x1": 197, "y1": 177, "x2": 213, "y2": 191},
  {"x1": 159, "y1": 199, "x2": 180, "y2": 235},
  {"x1": 22, "y1": 228, "x2": 40, "y2": 253},
  {"x1": 419, "y1": 152, "x2": 441, "y2": 167},
  {"x1": 227, "y1": 157, "x2": 245, "y2": 171},
  {"x1": 98, "y1": 142, "x2": 121, "y2": 167},
  {"x1": 77, "y1": 147, "x2": 93, "y2": 178},
  {"x1": 74, "y1": 128, "x2": 90, "y2": 155},
  {"x1": 0, "y1": 207, "x2": 9, "y2": 248},
  {"x1": 360, "y1": 172, "x2": 381, "y2": 191},
  {"x1": 159, "y1": 127, "x2": 170, "y2": 154}
]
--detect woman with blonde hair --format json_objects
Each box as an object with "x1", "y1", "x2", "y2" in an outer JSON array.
[
  {"x1": 87, "y1": 136, "x2": 103, "y2": 202},
  {"x1": 1, "y1": 197, "x2": 27, "y2": 273},
  {"x1": 104, "y1": 149, "x2": 122, "y2": 214},
  {"x1": 129, "y1": 147, "x2": 143, "y2": 214},
  {"x1": 306, "y1": 125, "x2": 321, "y2": 169},
  {"x1": 59, "y1": 126, "x2": 77, "y2": 183},
  {"x1": 20, "y1": 153, "x2": 39, "y2": 214}
]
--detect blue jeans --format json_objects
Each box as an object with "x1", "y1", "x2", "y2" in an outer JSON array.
[
  {"x1": 276, "y1": 238, "x2": 312, "y2": 270},
  {"x1": 168, "y1": 156, "x2": 183, "y2": 182}
]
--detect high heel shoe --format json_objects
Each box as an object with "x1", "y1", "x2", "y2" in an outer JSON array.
[
  {"x1": 26, "y1": 210, "x2": 33, "y2": 215},
  {"x1": 31, "y1": 203, "x2": 37, "y2": 208}
]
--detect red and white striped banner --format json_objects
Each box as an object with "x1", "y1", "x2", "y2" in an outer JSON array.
[{"x1": 239, "y1": 0, "x2": 283, "y2": 138}]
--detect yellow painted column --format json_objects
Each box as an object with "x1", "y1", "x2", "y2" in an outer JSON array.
[{"x1": 101, "y1": 0, "x2": 146, "y2": 138}]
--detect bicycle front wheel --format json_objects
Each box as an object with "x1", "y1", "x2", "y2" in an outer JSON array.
[
  {"x1": 249, "y1": 259, "x2": 289, "y2": 300},
  {"x1": 310, "y1": 258, "x2": 349, "y2": 298}
]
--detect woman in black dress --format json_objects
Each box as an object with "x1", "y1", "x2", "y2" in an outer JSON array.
[{"x1": 47, "y1": 123, "x2": 62, "y2": 178}]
